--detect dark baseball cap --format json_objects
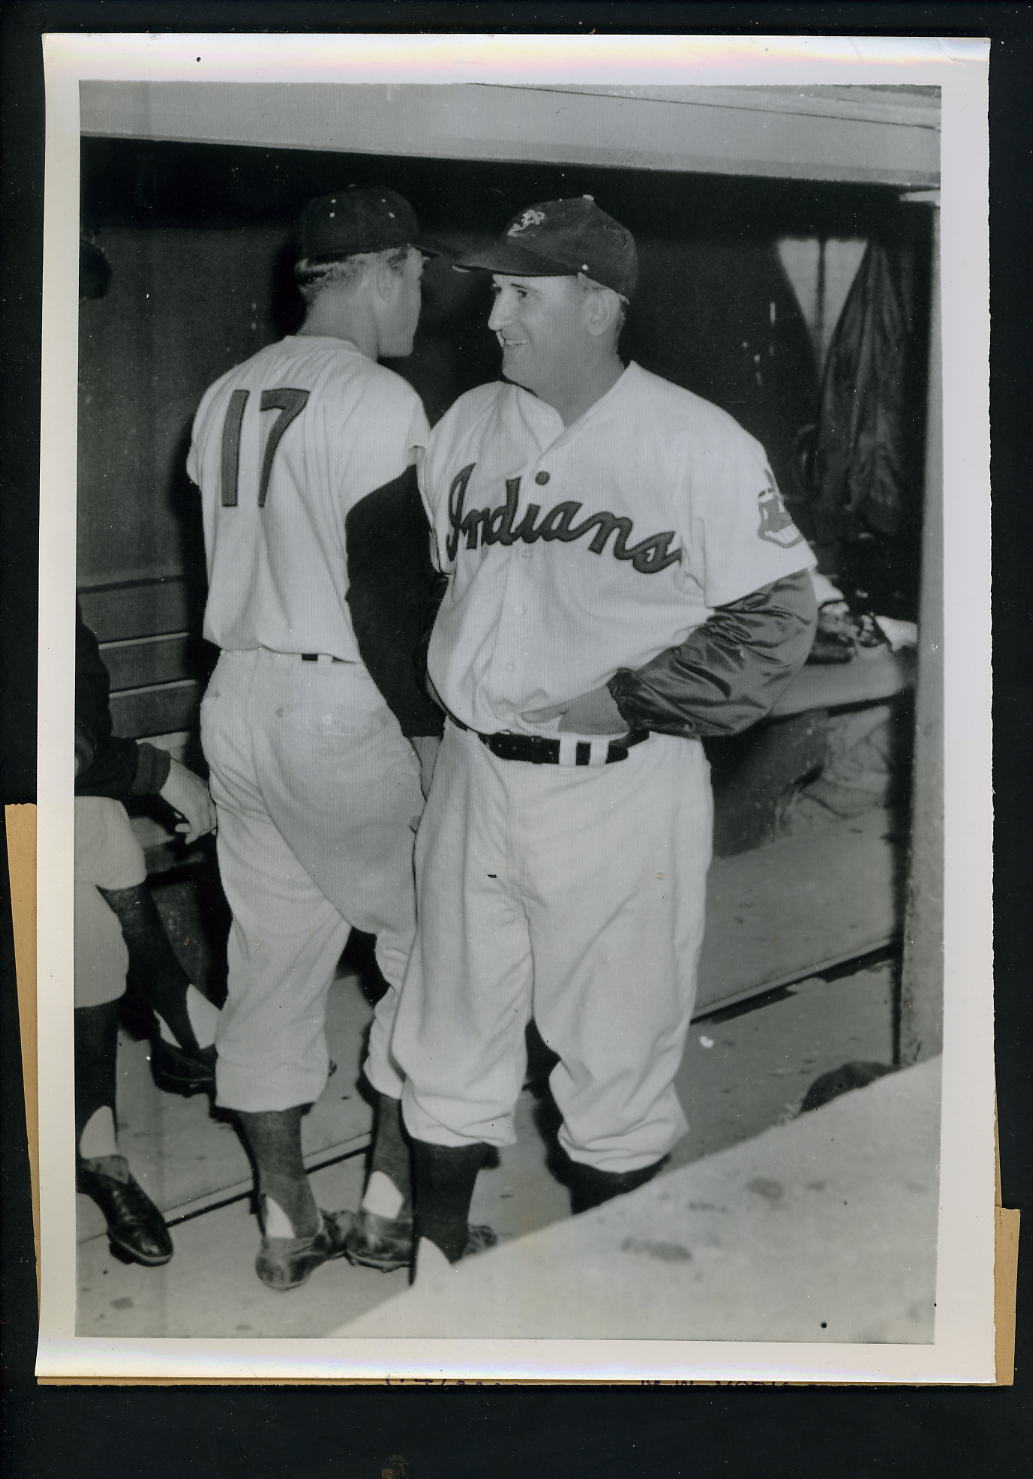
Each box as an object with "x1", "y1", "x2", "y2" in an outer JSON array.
[
  {"x1": 296, "y1": 186, "x2": 438, "y2": 262},
  {"x1": 455, "y1": 196, "x2": 638, "y2": 300}
]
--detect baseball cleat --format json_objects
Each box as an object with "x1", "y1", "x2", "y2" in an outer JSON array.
[
  {"x1": 342, "y1": 1208, "x2": 414, "y2": 1272},
  {"x1": 150, "y1": 1036, "x2": 217, "y2": 1096},
  {"x1": 463, "y1": 1223, "x2": 499, "y2": 1257},
  {"x1": 255, "y1": 1209, "x2": 351, "y2": 1292},
  {"x1": 343, "y1": 1207, "x2": 499, "y2": 1273}
]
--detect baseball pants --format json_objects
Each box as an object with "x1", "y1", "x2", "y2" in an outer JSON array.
[
  {"x1": 395, "y1": 722, "x2": 713, "y2": 1174},
  {"x1": 74, "y1": 797, "x2": 147, "y2": 1008},
  {"x1": 200, "y1": 648, "x2": 423, "y2": 1113}
]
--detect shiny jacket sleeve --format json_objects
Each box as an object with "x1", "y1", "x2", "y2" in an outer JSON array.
[
  {"x1": 346, "y1": 465, "x2": 446, "y2": 739},
  {"x1": 607, "y1": 569, "x2": 817, "y2": 739}
]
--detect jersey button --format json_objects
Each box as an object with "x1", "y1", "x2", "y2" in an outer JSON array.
[
  {"x1": 504, "y1": 661, "x2": 515, "y2": 673},
  {"x1": 514, "y1": 604, "x2": 525, "y2": 616},
  {"x1": 535, "y1": 470, "x2": 550, "y2": 485}
]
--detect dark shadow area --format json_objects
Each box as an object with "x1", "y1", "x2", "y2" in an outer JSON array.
[
  {"x1": 341, "y1": 929, "x2": 390, "y2": 1007},
  {"x1": 122, "y1": 850, "x2": 231, "y2": 1015},
  {"x1": 166, "y1": 415, "x2": 212, "y2": 596},
  {"x1": 798, "y1": 1059, "x2": 896, "y2": 1114}
]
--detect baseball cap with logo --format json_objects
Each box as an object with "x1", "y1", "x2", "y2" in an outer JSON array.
[
  {"x1": 296, "y1": 186, "x2": 438, "y2": 262},
  {"x1": 455, "y1": 196, "x2": 638, "y2": 300}
]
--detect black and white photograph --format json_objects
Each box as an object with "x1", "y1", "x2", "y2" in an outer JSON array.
[{"x1": 32, "y1": 32, "x2": 993, "y2": 1382}]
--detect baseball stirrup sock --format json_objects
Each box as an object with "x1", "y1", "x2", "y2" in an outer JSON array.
[
  {"x1": 238, "y1": 1107, "x2": 320, "y2": 1239},
  {"x1": 78, "y1": 1108, "x2": 119, "y2": 1161},
  {"x1": 411, "y1": 1140, "x2": 487, "y2": 1264},
  {"x1": 97, "y1": 883, "x2": 213, "y2": 1051},
  {"x1": 156, "y1": 986, "x2": 220, "y2": 1051},
  {"x1": 362, "y1": 1093, "x2": 411, "y2": 1219},
  {"x1": 74, "y1": 1000, "x2": 120, "y2": 1158},
  {"x1": 568, "y1": 1157, "x2": 666, "y2": 1214}
]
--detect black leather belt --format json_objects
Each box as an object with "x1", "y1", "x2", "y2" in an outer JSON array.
[
  {"x1": 453, "y1": 718, "x2": 649, "y2": 767},
  {"x1": 300, "y1": 653, "x2": 348, "y2": 663}
]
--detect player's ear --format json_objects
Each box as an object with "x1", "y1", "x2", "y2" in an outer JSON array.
[
  {"x1": 373, "y1": 256, "x2": 401, "y2": 307},
  {"x1": 582, "y1": 284, "x2": 621, "y2": 340}
]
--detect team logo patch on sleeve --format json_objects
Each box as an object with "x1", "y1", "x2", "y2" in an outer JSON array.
[{"x1": 756, "y1": 473, "x2": 804, "y2": 548}]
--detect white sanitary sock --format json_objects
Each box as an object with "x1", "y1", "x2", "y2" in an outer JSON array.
[
  {"x1": 157, "y1": 985, "x2": 220, "y2": 1049},
  {"x1": 260, "y1": 1194, "x2": 299, "y2": 1240},
  {"x1": 78, "y1": 1106, "x2": 118, "y2": 1160},
  {"x1": 412, "y1": 1236, "x2": 453, "y2": 1282},
  {"x1": 361, "y1": 1169, "x2": 405, "y2": 1220}
]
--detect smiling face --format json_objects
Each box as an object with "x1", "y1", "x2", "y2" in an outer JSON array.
[{"x1": 487, "y1": 274, "x2": 595, "y2": 405}]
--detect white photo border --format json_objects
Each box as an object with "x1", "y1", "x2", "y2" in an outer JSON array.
[{"x1": 35, "y1": 31, "x2": 993, "y2": 1383}]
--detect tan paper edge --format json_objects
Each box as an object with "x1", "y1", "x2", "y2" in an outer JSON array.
[{"x1": 994, "y1": 1206, "x2": 1019, "y2": 1387}]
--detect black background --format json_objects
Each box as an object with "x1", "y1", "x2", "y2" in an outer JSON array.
[{"x1": 3, "y1": 4, "x2": 1031, "y2": 1475}]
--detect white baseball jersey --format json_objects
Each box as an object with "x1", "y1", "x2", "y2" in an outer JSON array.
[
  {"x1": 188, "y1": 332, "x2": 428, "y2": 1114},
  {"x1": 188, "y1": 334, "x2": 429, "y2": 659},
  {"x1": 400, "y1": 361, "x2": 814, "y2": 1175},
  {"x1": 419, "y1": 361, "x2": 813, "y2": 736}
]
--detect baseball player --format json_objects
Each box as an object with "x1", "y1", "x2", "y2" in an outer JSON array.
[
  {"x1": 187, "y1": 187, "x2": 448, "y2": 1290},
  {"x1": 391, "y1": 197, "x2": 818, "y2": 1275},
  {"x1": 75, "y1": 606, "x2": 220, "y2": 1264},
  {"x1": 76, "y1": 241, "x2": 219, "y2": 1267}
]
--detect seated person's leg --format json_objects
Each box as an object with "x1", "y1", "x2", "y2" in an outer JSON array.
[
  {"x1": 76, "y1": 795, "x2": 218, "y2": 1090},
  {"x1": 73, "y1": 858, "x2": 172, "y2": 1266}
]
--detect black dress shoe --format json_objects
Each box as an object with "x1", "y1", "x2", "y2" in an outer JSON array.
[
  {"x1": 76, "y1": 1155, "x2": 173, "y2": 1266},
  {"x1": 150, "y1": 1036, "x2": 217, "y2": 1096}
]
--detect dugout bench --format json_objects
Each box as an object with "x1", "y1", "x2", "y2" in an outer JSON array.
[{"x1": 78, "y1": 575, "x2": 216, "y2": 875}]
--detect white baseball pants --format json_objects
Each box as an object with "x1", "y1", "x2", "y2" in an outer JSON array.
[
  {"x1": 395, "y1": 722, "x2": 713, "y2": 1174},
  {"x1": 200, "y1": 648, "x2": 423, "y2": 1112}
]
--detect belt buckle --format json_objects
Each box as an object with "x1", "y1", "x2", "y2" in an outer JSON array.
[{"x1": 528, "y1": 734, "x2": 553, "y2": 765}]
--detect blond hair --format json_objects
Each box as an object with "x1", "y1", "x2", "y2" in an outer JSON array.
[{"x1": 294, "y1": 245, "x2": 410, "y2": 307}]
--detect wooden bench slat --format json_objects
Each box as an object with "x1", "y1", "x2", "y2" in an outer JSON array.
[
  {"x1": 79, "y1": 579, "x2": 206, "y2": 643},
  {"x1": 110, "y1": 680, "x2": 205, "y2": 740},
  {"x1": 770, "y1": 646, "x2": 916, "y2": 719},
  {"x1": 99, "y1": 634, "x2": 209, "y2": 692}
]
